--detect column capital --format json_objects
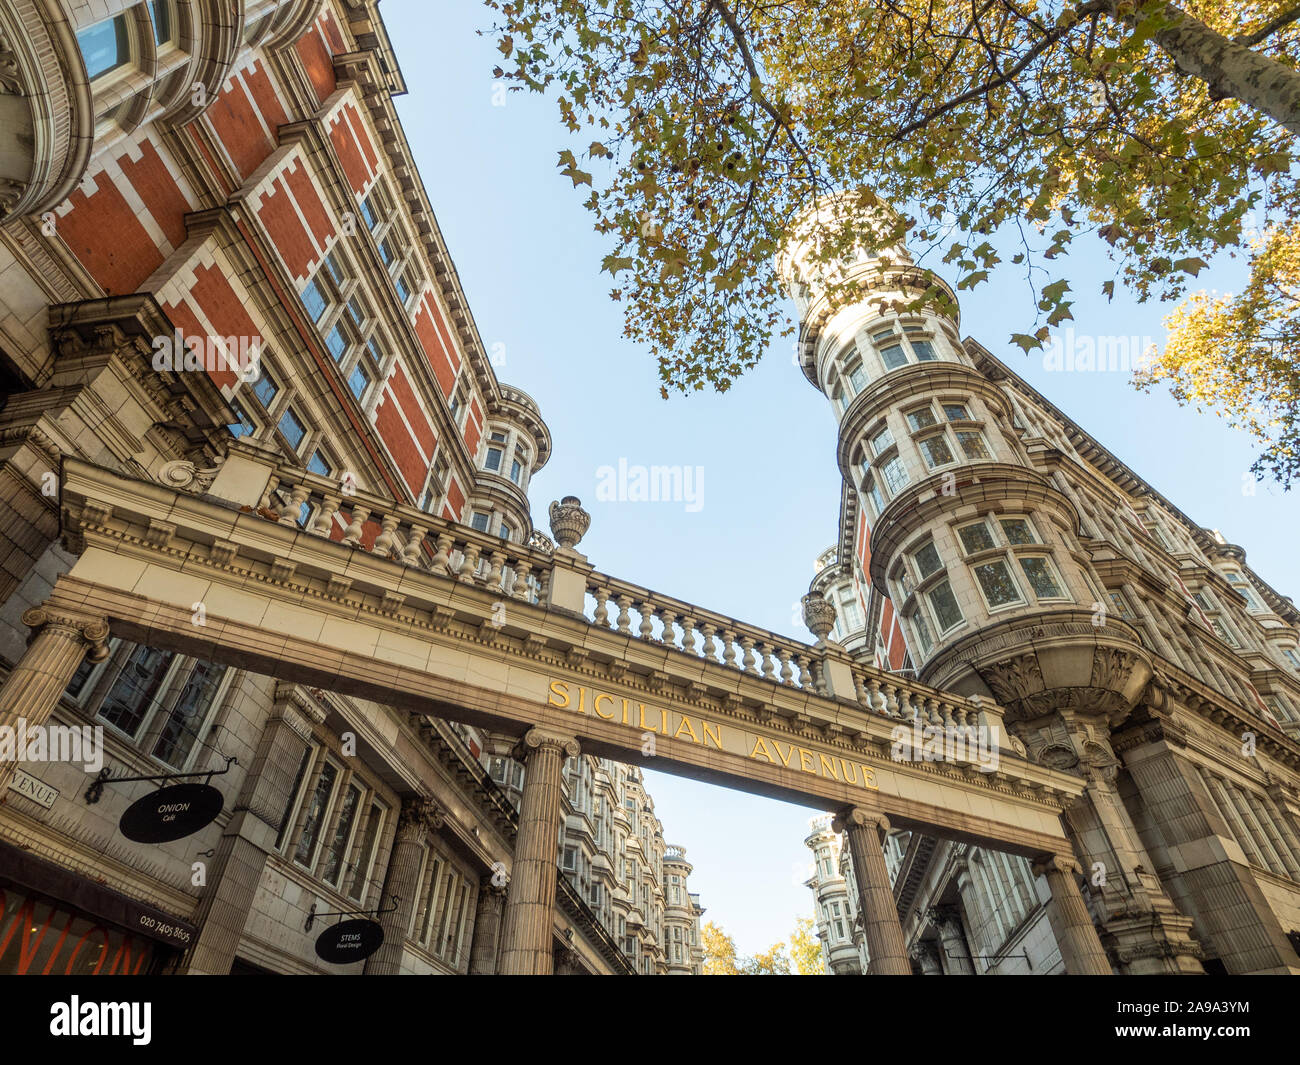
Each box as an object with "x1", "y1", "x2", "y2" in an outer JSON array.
[
  {"x1": 832, "y1": 806, "x2": 890, "y2": 836},
  {"x1": 479, "y1": 873, "x2": 509, "y2": 898},
  {"x1": 395, "y1": 796, "x2": 446, "y2": 841},
  {"x1": 927, "y1": 903, "x2": 963, "y2": 931},
  {"x1": 517, "y1": 727, "x2": 580, "y2": 762},
  {"x1": 20, "y1": 606, "x2": 110, "y2": 661},
  {"x1": 1032, "y1": 853, "x2": 1082, "y2": 879}
]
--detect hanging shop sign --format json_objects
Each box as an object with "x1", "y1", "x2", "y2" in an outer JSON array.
[
  {"x1": 119, "y1": 782, "x2": 225, "y2": 844},
  {"x1": 314, "y1": 918, "x2": 385, "y2": 964}
]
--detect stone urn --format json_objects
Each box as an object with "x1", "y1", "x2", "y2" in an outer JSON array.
[
  {"x1": 801, "y1": 592, "x2": 837, "y2": 641},
  {"x1": 548, "y1": 496, "x2": 590, "y2": 550}
]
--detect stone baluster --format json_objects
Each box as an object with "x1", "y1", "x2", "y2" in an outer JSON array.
[
  {"x1": 778, "y1": 648, "x2": 794, "y2": 686},
  {"x1": 372, "y1": 513, "x2": 400, "y2": 558},
  {"x1": 430, "y1": 532, "x2": 454, "y2": 575},
  {"x1": 868, "y1": 678, "x2": 883, "y2": 715},
  {"x1": 460, "y1": 541, "x2": 482, "y2": 583},
  {"x1": 658, "y1": 609, "x2": 677, "y2": 648},
  {"x1": 721, "y1": 629, "x2": 738, "y2": 669},
  {"x1": 311, "y1": 493, "x2": 340, "y2": 537},
  {"x1": 680, "y1": 616, "x2": 697, "y2": 656},
  {"x1": 637, "y1": 601, "x2": 656, "y2": 642},
  {"x1": 884, "y1": 683, "x2": 901, "y2": 719},
  {"x1": 896, "y1": 687, "x2": 914, "y2": 721},
  {"x1": 592, "y1": 586, "x2": 610, "y2": 628},
  {"x1": 279, "y1": 480, "x2": 312, "y2": 526},
  {"x1": 615, "y1": 595, "x2": 633, "y2": 635},
  {"x1": 796, "y1": 653, "x2": 813, "y2": 689},
  {"x1": 755, "y1": 641, "x2": 772, "y2": 681},
  {"x1": 740, "y1": 636, "x2": 756, "y2": 674},
  {"x1": 341, "y1": 505, "x2": 370, "y2": 547},
  {"x1": 700, "y1": 623, "x2": 718, "y2": 663},
  {"x1": 487, "y1": 550, "x2": 506, "y2": 591},
  {"x1": 813, "y1": 660, "x2": 828, "y2": 697},
  {"x1": 537, "y1": 569, "x2": 550, "y2": 603},
  {"x1": 513, "y1": 559, "x2": 533, "y2": 600},
  {"x1": 402, "y1": 524, "x2": 427, "y2": 565}
]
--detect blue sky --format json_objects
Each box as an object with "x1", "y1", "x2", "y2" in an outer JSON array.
[{"x1": 386, "y1": 0, "x2": 1299, "y2": 956}]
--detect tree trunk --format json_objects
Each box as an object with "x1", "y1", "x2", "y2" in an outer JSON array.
[{"x1": 1108, "y1": 2, "x2": 1300, "y2": 136}]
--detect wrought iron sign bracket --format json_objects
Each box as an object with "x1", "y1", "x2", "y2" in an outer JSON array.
[
  {"x1": 305, "y1": 894, "x2": 400, "y2": 933},
  {"x1": 84, "y1": 755, "x2": 238, "y2": 805}
]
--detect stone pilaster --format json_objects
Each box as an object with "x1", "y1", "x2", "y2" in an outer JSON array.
[
  {"x1": 498, "y1": 727, "x2": 580, "y2": 975},
  {"x1": 832, "y1": 807, "x2": 910, "y2": 975},
  {"x1": 1033, "y1": 855, "x2": 1112, "y2": 974},
  {"x1": 468, "y1": 876, "x2": 507, "y2": 974},
  {"x1": 930, "y1": 904, "x2": 975, "y2": 975},
  {"x1": 181, "y1": 693, "x2": 320, "y2": 974},
  {"x1": 365, "y1": 797, "x2": 445, "y2": 975},
  {"x1": 0, "y1": 605, "x2": 109, "y2": 791},
  {"x1": 1121, "y1": 734, "x2": 1300, "y2": 974}
]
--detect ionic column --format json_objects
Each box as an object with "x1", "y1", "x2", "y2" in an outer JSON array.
[
  {"x1": 0, "y1": 606, "x2": 109, "y2": 791},
  {"x1": 365, "y1": 797, "x2": 444, "y2": 975},
  {"x1": 468, "y1": 876, "x2": 507, "y2": 975},
  {"x1": 499, "y1": 728, "x2": 580, "y2": 975},
  {"x1": 1032, "y1": 854, "x2": 1112, "y2": 975},
  {"x1": 929, "y1": 904, "x2": 975, "y2": 975},
  {"x1": 832, "y1": 808, "x2": 910, "y2": 975}
]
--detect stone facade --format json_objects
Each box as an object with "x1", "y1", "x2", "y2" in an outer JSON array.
[
  {"x1": 791, "y1": 196, "x2": 1300, "y2": 975},
  {"x1": 0, "y1": 0, "x2": 701, "y2": 976}
]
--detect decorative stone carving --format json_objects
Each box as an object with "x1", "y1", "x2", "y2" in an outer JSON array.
[
  {"x1": 395, "y1": 796, "x2": 446, "y2": 839},
  {"x1": 801, "y1": 592, "x2": 837, "y2": 641},
  {"x1": 548, "y1": 496, "x2": 590, "y2": 550},
  {"x1": 155, "y1": 457, "x2": 224, "y2": 493},
  {"x1": 20, "y1": 606, "x2": 111, "y2": 662}
]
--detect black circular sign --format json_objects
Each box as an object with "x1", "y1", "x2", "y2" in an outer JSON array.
[
  {"x1": 119, "y1": 782, "x2": 224, "y2": 843},
  {"x1": 315, "y1": 919, "x2": 385, "y2": 964}
]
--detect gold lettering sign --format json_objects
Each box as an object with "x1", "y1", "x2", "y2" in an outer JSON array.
[{"x1": 547, "y1": 680, "x2": 878, "y2": 792}]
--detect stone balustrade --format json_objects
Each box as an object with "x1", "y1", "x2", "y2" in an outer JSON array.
[{"x1": 256, "y1": 460, "x2": 556, "y2": 604}]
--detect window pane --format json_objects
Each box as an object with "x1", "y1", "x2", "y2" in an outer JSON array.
[
  {"x1": 348, "y1": 363, "x2": 371, "y2": 399},
  {"x1": 943, "y1": 403, "x2": 969, "y2": 421},
  {"x1": 510, "y1": 459, "x2": 522, "y2": 483},
  {"x1": 864, "y1": 477, "x2": 884, "y2": 514},
  {"x1": 394, "y1": 273, "x2": 410, "y2": 305},
  {"x1": 307, "y1": 450, "x2": 331, "y2": 476},
  {"x1": 910, "y1": 610, "x2": 934, "y2": 653},
  {"x1": 848, "y1": 364, "x2": 867, "y2": 392},
  {"x1": 957, "y1": 430, "x2": 991, "y2": 460},
  {"x1": 870, "y1": 426, "x2": 894, "y2": 455},
  {"x1": 470, "y1": 512, "x2": 490, "y2": 532},
  {"x1": 880, "y1": 344, "x2": 907, "y2": 370},
  {"x1": 78, "y1": 17, "x2": 130, "y2": 81},
  {"x1": 361, "y1": 195, "x2": 380, "y2": 230},
  {"x1": 347, "y1": 803, "x2": 384, "y2": 900},
  {"x1": 1020, "y1": 557, "x2": 1064, "y2": 599},
  {"x1": 326, "y1": 325, "x2": 348, "y2": 361},
  {"x1": 275, "y1": 747, "x2": 311, "y2": 850},
  {"x1": 151, "y1": 661, "x2": 227, "y2": 768},
  {"x1": 301, "y1": 280, "x2": 327, "y2": 322},
  {"x1": 906, "y1": 407, "x2": 937, "y2": 431},
  {"x1": 150, "y1": 1, "x2": 173, "y2": 45},
  {"x1": 253, "y1": 369, "x2": 278, "y2": 407},
  {"x1": 927, "y1": 579, "x2": 963, "y2": 631},
  {"x1": 882, "y1": 456, "x2": 909, "y2": 494},
  {"x1": 294, "y1": 761, "x2": 338, "y2": 867},
  {"x1": 974, "y1": 560, "x2": 1022, "y2": 607},
  {"x1": 914, "y1": 541, "x2": 942, "y2": 579},
  {"x1": 320, "y1": 783, "x2": 361, "y2": 886},
  {"x1": 278, "y1": 409, "x2": 306, "y2": 449},
  {"x1": 228, "y1": 398, "x2": 257, "y2": 438},
  {"x1": 958, "y1": 522, "x2": 995, "y2": 554},
  {"x1": 919, "y1": 434, "x2": 955, "y2": 468},
  {"x1": 99, "y1": 646, "x2": 175, "y2": 737},
  {"x1": 911, "y1": 339, "x2": 938, "y2": 361},
  {"x1": 485, "y1": 447, "x2": 503, "y2": 472},
  {"x1": 1000, "y1": 518, "x2": 1036, "y2": 545}
]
